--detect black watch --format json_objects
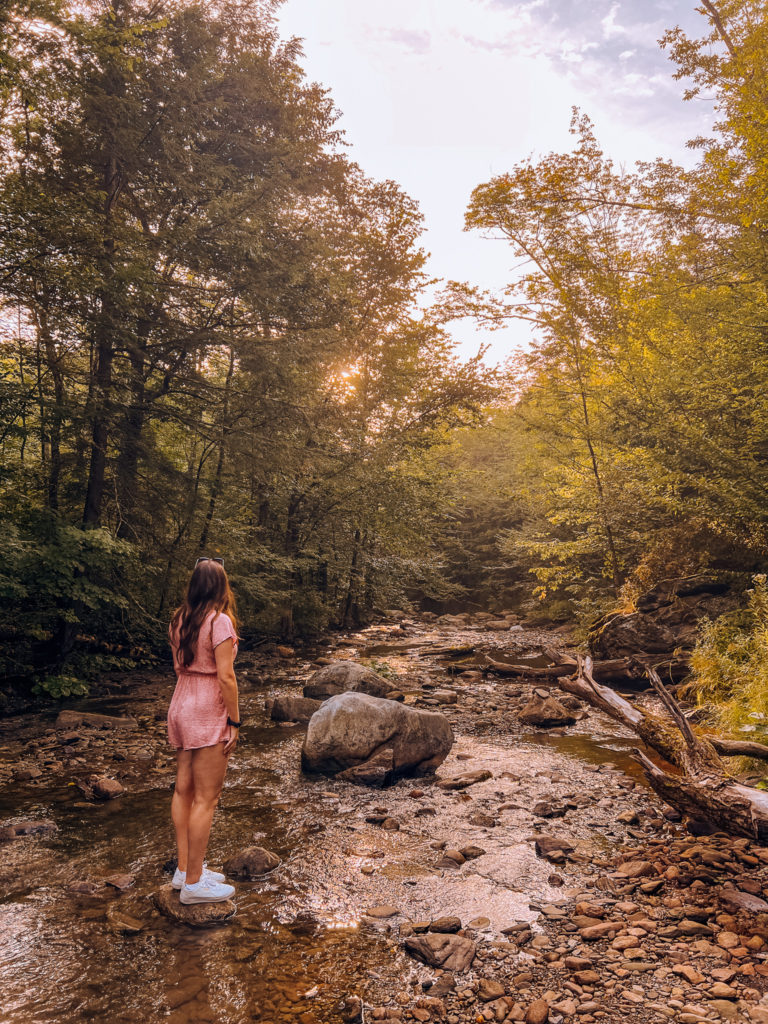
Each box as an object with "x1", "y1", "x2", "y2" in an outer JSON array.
[{"x1": 227, "y1": 716, "x2": 242, "y2": 729}]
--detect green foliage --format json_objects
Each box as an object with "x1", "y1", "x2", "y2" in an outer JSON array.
[
  {"x1": 0, "y1": 511, "x2": 139, "y2": 695},
  {"x1": 360, "y1": 658, "x2": 398, "y2": 681},
  {"x1": 0, "y1": 0, "x2": 495, "y2": 703},
  {"x1": 452, "y1": 3, "x2": 768, "y2": 614},
  {"x1": 683, "y1": 576, "x2": 768, "y2": 741}
]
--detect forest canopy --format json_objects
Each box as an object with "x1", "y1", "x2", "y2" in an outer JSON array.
[
  {"x1": 2, "y1": 0, "x2": 768, "y2": 700},
  {"x1": 0, "y1": 0, "x2": 492, "y2": 695},
  {"x1": 448, "y1": 0, "x2": 768, "y2": 622}
]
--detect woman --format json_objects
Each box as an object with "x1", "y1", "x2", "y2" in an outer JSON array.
[{"x1": 167, "y1": 557, "x2": 241, "y2": 904}]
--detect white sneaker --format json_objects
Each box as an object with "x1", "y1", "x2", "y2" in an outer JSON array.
[
  {"x1": 180, "y1": 878, "x2": 235, "y2": 904},
  {"x1": 171, "y1": 863, "x2": 226, "y2": 890}
]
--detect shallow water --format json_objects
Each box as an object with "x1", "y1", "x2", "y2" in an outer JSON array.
[{"x1": 0, "y1": 627, "x2": 655, "y2": 1024}]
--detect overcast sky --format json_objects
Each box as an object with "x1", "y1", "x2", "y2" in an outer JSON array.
[{"x1": 277, "y1": 1, "x2": 713, "y2": 362}]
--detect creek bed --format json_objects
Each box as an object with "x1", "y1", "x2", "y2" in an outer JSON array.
[{"x1": 0, "y1": 624, "x2": 665, "y2": 1024}]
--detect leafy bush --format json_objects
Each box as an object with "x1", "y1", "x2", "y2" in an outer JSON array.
[
  {"x1": 0, "y1": 511, "x2": 141, "y2": 699},
  {"x1": 683, "y1": 575, "x2": 768, "y2": 742}
]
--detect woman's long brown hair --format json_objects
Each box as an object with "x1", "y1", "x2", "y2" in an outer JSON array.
[{"x1": 170, "y1": 561, "x2": 239, "y2": 668}]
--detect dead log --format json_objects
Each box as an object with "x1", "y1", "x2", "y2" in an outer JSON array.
[
  {"x1": 556, "y1": 657, "x2": 768, "y2": 841},
  {"x1": 711, "y1": 738, "x2": 768, "y2": 760},
  {"x1": 488, "y1": 653, "x2": 686, "y2": 683},
  {"x1": 488, "y1": 656, "x2": 639, "y2": 679}
]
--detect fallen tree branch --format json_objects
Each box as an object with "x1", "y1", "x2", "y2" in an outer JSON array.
[
  {"x1": 556, "y1": 657, "x2": 768, "y2": 840},
  {"x1": 487, "y1": 655, "x2": 658, "y2": 680},
  {"x1": 710, "y1": 738, "x2": 768, "y2": 761}
]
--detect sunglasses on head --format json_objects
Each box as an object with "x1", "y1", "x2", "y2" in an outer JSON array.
[{"x1": 194, "y1": 556, "x2": 224, "y2": 568}]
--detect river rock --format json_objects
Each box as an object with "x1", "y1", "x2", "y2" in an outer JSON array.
[
  {"x1": 92, "y1": 777, "x2": 124, "y2": 800},
  {"x1": 478, "y1": 978, "x2": 505, "y2": 1001},
  {"x1": 533, "y1": 798, "x2": 567, "y2": 818},
  {"x1": 0, "y1": 819, "x2": 58, "y2": 840},
  {"x1": 534, "y1": 836, "x2": 574, "y2": 860},
  {"x1": 153, "y1": 884, "x2": 236, "y2": 926},
  {"x1": 403, "y1": 933, "x2": 476, "y2": 971},
  {"x1": 222, "y1": 846, "x2": 280, "y2": 878},
  {"x1": 338, "y1": 995, "x2": 364, "y2": 1023},
  {"x1": 436, "y1": 769, "x2": 492, "y2": 790},
  {"x1": 106, "y1": 905, "x2": 144, "y2": 934},
  {"x1": 55, "y1": 710, "x2": 138, "y2": 731},
  {"x1": 301, "y1": 692, "x2": 453, "y2": 783},
  {"x1": 303, "y1": 661, "x2": 395, "y2": 700},
  {"x1": 526, "y1": 1000, "x2": 550, "y2": 1024},
  {"x1": 268, "y1": 695, "x2": 323, "y2": 723},
  {"x1": 429, "y1": 916, "x2": 462, "y2": 933},
  {"x1": 519, "y1": 694, "x2": 576, "y2": 728},
  {"x1": 337, "y1": 747, "x2": 394, "y2": 786}
]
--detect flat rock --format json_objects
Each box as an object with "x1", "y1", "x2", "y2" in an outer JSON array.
[
  {"x1": 720, "y1": 887, "x2": 768, "y2": 912},
  {"x1": 526, "y1": 1000, "x2": 550, "y2": 1024},
  {"x1": 223, "y1": 846, "x2": 280, "y2": 878},
  {"x1": 106, "y1": 905, "x2": 144, "y2": 933},
  {"x1": 104, "y1": 873, "x2": 134, "y2": 890},
  {"x1": 467, "y1": 812, "x2": 497, "y2": 827},
  {"x1": 460, "y1": 845, "x2": 486, "y2": 860},
  {"x1": 436, "y1": 770, "x2": 492, "y2": 791},
  {"x1": 366, "y1": 904, "x2": 399, "y2": 919},
  {"x1": 268, "y1": 695, "x2": 322, "y2": 723},
  {"x1": 153, "y1": 885, "x2": 236, "y2": 927},
  {"x1": 532, "y1": 798, "x2": 567, "y2": 818},
  {"x1": 613, "y1": 859, "x2": 653, "y2": 878},
  {"x1": 403, "y1": 933, "x2": 476, "y2": 972},
  {"x1": 478, "y1": 978, "x2": 505, "y2": 1001},
  {"x1": 55, "y1": 710, "x2": 138, "y2": 731},
  {"x1": 0, "y1": 819, "x2": 58, "y2": 840},
  {"x1": 534, "y1": 836, "x2": 574, "y2": 861},
  {"x1": 428, "y1": 916, "x2": 462, "y2": 933}
]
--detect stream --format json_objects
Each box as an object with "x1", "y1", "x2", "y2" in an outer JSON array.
[{"x1": 0, "y1": 619, "x2": 662, "y2": 1024}]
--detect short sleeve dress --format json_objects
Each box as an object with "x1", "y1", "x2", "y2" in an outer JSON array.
[{"x1": 167, "y1": 610, "x2": 238, "y2": 750}]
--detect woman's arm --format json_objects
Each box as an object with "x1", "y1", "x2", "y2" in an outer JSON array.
[{"x1": 214, "y1": 638, "x2": 240, "y2": 754}]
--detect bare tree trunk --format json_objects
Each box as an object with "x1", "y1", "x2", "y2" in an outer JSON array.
[
  {"x1": 341, "y1": 528, "x2": 362, "y2": 627},
  {"x1": 33, "y1": 302, "x2": 63, "y2": 510},
  {"x1": 198, "y1": 346, "x2": 235, "y2": 551},
  {"x1": 83, "y1": 138, "x2": 122, "y2": 527}
]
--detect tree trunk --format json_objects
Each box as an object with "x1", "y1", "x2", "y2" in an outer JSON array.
[
  {"x1": 198, "y1": 346, "x2": 235, "y2": 551},
  {"x1": 83, "y1": 136, "x2": 122, "y2": 527},
  {"x1": 34, "y1": 304, "x2": 64, "y2": 510},
  {"x1": 341, "y1": 528, "x2": 362, "y2": 627},
  {"x1": 115, "y1": 336, "x2": 147, "y2": 539}
]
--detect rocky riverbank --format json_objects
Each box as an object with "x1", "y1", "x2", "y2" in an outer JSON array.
[{"x1": 1, "y1": 613, "x2": 768, "y2": 1024}]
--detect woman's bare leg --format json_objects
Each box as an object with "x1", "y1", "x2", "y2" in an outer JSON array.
[
  {"x1": 171, "y1": 750, "x2": 194, "y2": 872},
  {"x1": 185, "y1": 744, "x2": 229, "y2": 884}
]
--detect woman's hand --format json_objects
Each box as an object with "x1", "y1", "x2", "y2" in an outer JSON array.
[{"x1": 223, "y1": 725, "x2": 238, "y2": 755}]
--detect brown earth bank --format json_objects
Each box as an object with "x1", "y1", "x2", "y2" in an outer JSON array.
[{"x1": 1, "y1": 612, "x2": 768, "y2": 1024}]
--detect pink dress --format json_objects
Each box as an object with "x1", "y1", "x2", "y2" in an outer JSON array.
[{"x1": 167, "y1": 611, "x2": 238, "y2": 750}]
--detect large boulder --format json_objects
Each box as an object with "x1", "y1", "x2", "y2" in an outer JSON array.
[
  {"x1": 303, "y1": 661, "x2": 394, "y2": 700},
  {"x1": 589, "y1": 576, "x2": 736, "y2": 661},
  {"x1": 301, "y1": 691, "x2": 453, "y2": 784}
]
